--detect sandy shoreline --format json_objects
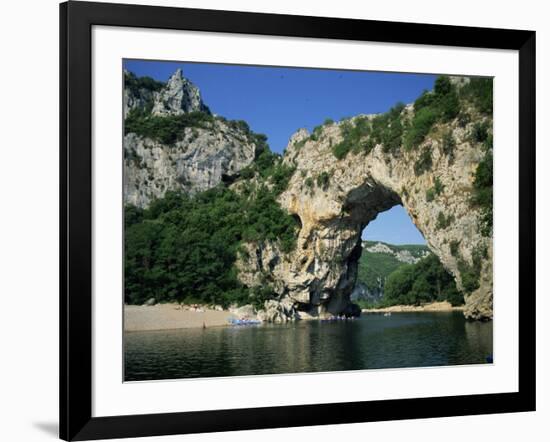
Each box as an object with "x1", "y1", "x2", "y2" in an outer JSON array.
[
  {"x1": 362, "y1": 301, "x2": 464, "y2": 313},
  {"x1": 124, "y1": 303, "x2": 236, "y2": 332},
  {"x1": 125, "y1": 301, "x2": 465, "y2": 332}
]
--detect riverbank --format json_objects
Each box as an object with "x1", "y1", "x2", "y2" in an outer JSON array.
[
  {"x1": 362, "y1": 301, "x2": 464, "y2": 313},
  {"x1": 125, "y1": 300, "x2": 466, "y2": 332},
  {"x1": 124, "y1": 303, "x2": 236, "y2": 332}
]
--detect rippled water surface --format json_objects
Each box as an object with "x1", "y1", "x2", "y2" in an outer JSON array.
[{"x1": 125, "y1": 312, "x2": 493, "y2": 381}]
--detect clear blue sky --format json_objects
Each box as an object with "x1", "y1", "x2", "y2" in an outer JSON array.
[
  {"x1": 124, "y1": 59, "x2": 431, "y2": 244},
  {"x1": 362, "y1": 206, "x2": 425, "y2": 244}
]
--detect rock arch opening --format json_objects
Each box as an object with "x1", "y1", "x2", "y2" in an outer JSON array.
[
  {"x1": 239, "y1": 103, "x2": 492, "y2": 321},
  {"x1": 351, "y1": 205, "x2": 433, "y2": 308}
]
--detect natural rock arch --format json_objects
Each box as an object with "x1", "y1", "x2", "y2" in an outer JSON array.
[
  {"x1": 238, "y1": 115, "x2": 493, "y2": 321},
  {"x1": 123, "y1": 68, "x2": 492, "y2": 321}
]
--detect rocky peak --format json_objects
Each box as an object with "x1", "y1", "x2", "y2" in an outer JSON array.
[
  {"x1": 151, "y1": 68, "x2": 209, "y2": 116},
  {"x1": 363, "y1": 241, "x2": 430, "y2": 265},
  {"x1": 124, "y1": 69, "x2": 260, "y2": 207}
]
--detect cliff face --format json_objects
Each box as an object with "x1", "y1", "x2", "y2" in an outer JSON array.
[
  {"x1": 124, "y1": 68, "x2": 209, "y2": 118},
  {"x1": 238, "y1": 98, "x2": 493, "y2": 321},
  {"x1": 123, "y1": 121, "x2": 257, "y2": 207},
  {"x1": 151, "y1": 69, "x2": 210, "y2": 117},
  {"x1": 123, "y1": 69, "x2": 257, "y2": 207}
]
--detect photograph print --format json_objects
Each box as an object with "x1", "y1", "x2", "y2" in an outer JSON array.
[{"x1": 123, "y1": 60, "x2": 493, "y2": 382}]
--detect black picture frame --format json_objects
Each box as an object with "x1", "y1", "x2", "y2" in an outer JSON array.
[{"x1": 60, "y1": 1, "x2": 536, "y2": 440}]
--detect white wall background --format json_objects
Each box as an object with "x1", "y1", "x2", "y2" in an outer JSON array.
[{"x1": 0, "y1": 0, "x2": 547, "y2": 441}]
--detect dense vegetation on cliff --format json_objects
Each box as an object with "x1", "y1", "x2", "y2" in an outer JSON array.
[
  {"x1": 124, "y1": 131, "x2": 299, "y2": 307},
  {"x1": 302, "y1": 76, "x2": 493, "y2": 239},
  {"x1": 125, "y1": 182, "x2": 299, "y2": 306}
]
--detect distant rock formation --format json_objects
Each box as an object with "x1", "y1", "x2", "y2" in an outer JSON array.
[
  {"x1": 363, "y1": 241, "x2": 430, "y2": 265},
  {"x1": 123, "y1": 69, "x2": 257, "y2": 207}
]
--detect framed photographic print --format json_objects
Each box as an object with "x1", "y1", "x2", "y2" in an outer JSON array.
[{"x1": 60, "y1": 1, "x2": 536, "y2": 440}]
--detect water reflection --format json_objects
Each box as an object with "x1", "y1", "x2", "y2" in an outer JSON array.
[{"x1": 125, "y1": 312, "x2": 493, "y2": 381}]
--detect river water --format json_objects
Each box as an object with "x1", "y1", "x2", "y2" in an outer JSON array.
[{"x1": 124, "y1": 312, "x2": 493, "y2": 381}]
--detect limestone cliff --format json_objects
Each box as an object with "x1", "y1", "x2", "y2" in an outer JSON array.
[
  {"x1": 123, "y1": 120, "x2": 258, "y2": 207},
  {"x1": 123, "y1": 69, "x2": 258, "y2": 207},
  {"x1": 124, "y1": 68, "x2": 209, "y2": 118},
  {"x1": 237, "y1": 79, "x2": 493, "y2": 321}
]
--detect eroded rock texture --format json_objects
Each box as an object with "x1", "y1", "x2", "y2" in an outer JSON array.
[
  {"x1": 123, "y1": 121, "x2": 257, "y2": 207},
  {"x1": 123, "y1": 69, "x2": 257, "y2": 207},
  {"x1": 238, "y1": 110, "x2": 493, "y2": 321}
]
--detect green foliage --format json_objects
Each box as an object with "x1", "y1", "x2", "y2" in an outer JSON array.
[
  {"x1": 426, "y1": 177, "x2": 444, "y2": 202},
  {"x1": 388, "y1": 102, "x2": 406, "y2": 119},
  {"x1": 249, "y1": 285, "x2": 277, "y2": 310},
  {"x1": 436, "y1": 211, "x2": 454, "y2": 230},
  {"x1": 237, "y1": 140, "x2": 295, "y2": 196},
  {"x1": 363, "y1": 137, "x2": 376, "y2": 155},
  {"x1": 368, "y1": 103, "x2": 405, "y2": 154},
  {"x1": 356, "y1": 242, "x2": 431, "y2": 302},
  {"x1": 125, "y1": 71, "x2": 164, "y2": 96},
  {"x1": 382, "y1": 117, "x2": 404, "y2": 153},
  {"x1": 438, "y1": 89, "x2": 460, "y2": 122},
  {"x1": 332, "y1": 140, "x2": 352, "y2": 160},
  {"x1": 323, "y1": 118, "x2": 334, "y2": 125},
  {"x1": 305, "y1": 177, "x2": 314, "y2": 189},
  {"x1": 456, "y1": 246, "x2": 486, "y2": 294},
  {"x1": 471, "y1": 148, "x2": 493, "y2": 236},
  {"x1": 125, "y1": 110, "x2": 215, "y2": 144},
  {"x1": 406, "y1": 76, "x2": 461, "y2": 149},
  {"x1": 239, "y1": 167, "x2": 254, "y2": 180},
  {"x1": 469, "y1": 122, "x2": 493, "y2": 237},
  {"x1": 265, "y1": 160, "x2": 296, "y2": 195},
  {"x1": 471, "y1": 121, "x2": 490, "y2": 143},
  {"x1": 332, "y1": 117, "x2": 371, "y2": 159},
  {"x1": 327, "y1": 75, "x2": 485, "y2": 160},
  {"x1": 358, "y1": 251, "x2": 409, "y2": 294},
  {"x1": 434, "y1": 76, "x2": 452, "y2": 96},
  {"x1": 316, "y1": 171, "x2": 331, "y2": 191},
  {"x1": 383, "y1": 254, "x2": 463, "y2": 306},
  {"x1": 404, "y1": 107, "x2": 438, "y2": 150},
  {"x1": 310, "y1": 124, "x2": 324, "y2": 141},
  {"x1": 414, "y1": 146, "x2": 433, "y2": 176},
  {"x1": 413, "y1": 90, "x2": 435, "y2": 112},
  {"x1": 227, "y1": 118, "x2": 251, "y2": 134},
  {"x1": 124, "y1": 186, "x2": 300, "y2": 306},
  {"x1": 425, "y1": 188, "x2": 436, "y2": 202},
  {"x1": 460, "y1": 77, "x2": 493, "y2": 115}
]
